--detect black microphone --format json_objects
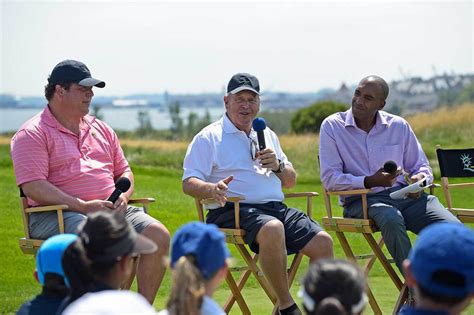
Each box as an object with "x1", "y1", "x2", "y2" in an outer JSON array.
[
  {"x1": 252, "y1": 117, "x2": 267, "y2": 150},
  {"x1": 383, "y1": 160, "x2": 398, "y2": 174},
  {"x1": 107, "y1": 177, "x2": 131, "y2": 203}
]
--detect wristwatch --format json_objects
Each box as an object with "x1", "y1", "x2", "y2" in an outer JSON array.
[{"x1": 272, "y1": 159, "x2": 285, "y2": 173}]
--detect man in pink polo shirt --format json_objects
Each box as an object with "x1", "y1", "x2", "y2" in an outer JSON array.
[{"x1": 11, "y1": 60, "x2": 170, "y2": 304}]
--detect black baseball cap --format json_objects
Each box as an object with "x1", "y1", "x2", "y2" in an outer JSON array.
[
  {"x1": 227, "y1": 73, "x2": 260, "y2": 95},
  {"x1": 48, "y1": 60, "x2": 106, "y2": 88}
]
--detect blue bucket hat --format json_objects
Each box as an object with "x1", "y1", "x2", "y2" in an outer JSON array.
[
  {"x1": 409, "y1": 223, "x2": 474, "y2": 298},
  {"x1": 171, "y1": 222, "x2": 230, "y2": 279},
  {"x1": 36, "y1": 234, "x2": 78, "y2": 286}
]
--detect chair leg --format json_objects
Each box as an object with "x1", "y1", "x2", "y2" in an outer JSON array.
[
  {"x1": 225, "y1": 255, "x2": 256, "y2": 311},
  {"x1": 335, "y1": 231, "x2": 358, "y2": 261},
  {"x1": 366, "y1": 284, "x2": 383, "y2": 315},
  {"x1": 336, "y1": 232, "x2": 382, "y2": 315},
  {"x1": 270, "y1": 253, "x2": 304, "y2": 315},
  {"x1": 287, "y1": 252, "x2": 303, "y2": 287},
  {"x1": 120, "y1": 256, "x2": 139, "y2": 290},
  {"x1": 393, "y1": 282, "x2": 409, "y2": 315},
  {"x1": 236, "y1": 244, "x2": 277, "y2": 304},
  {"x1": 224, "y1": 270, "x2": 251, "y2": 315},
  {"x1": 363, "y1": 233, "x2": 403, "y2": 290}
]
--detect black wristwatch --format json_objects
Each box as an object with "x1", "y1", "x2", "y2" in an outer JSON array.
[{"x1": 272, "y1": 159, "x2": 285, "y2": 173}]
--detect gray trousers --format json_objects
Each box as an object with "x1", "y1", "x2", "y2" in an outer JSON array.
[{"x1": 344, "y1": 188, "x2": 460, "y2": 273}]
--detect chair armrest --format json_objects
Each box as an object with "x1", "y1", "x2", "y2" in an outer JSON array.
[
  {"x1": 200, "y1": 196, "x2": 245, "y2": 229},
  {"x1": 129, "y1": 198, "x2": 155, "y2": 204},
  {"x1": 25, "y1": 204, "x2": 69, "y2": 213},
  {"x1": 448, "y1": 183, "x2": 474, "y2": 188},
  {"x1": 323, "y1": 188, "x2": 370, "y2": 220},
  {"x1": 284, "y1": 192, "x2": 318, "y2": 218},
  {"x1": 129, "y1": 198, "x2": 155, "y2": 213},
  {"x1": 284, "y1": 192, "x2": 318, "y2": 198},
  {"x1": 200, "y1": 196, "x2": 245, "y2": 205},
  {"x1": 326, "y1": 189, "x2": 371, "y2": 196}
]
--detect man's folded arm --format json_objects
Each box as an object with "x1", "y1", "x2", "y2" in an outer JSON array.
[{"x1": 21, "y1": 180, "x2": 113, "y2": 213}]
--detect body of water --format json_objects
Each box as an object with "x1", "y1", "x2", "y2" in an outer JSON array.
[{"x1": 0, "y1": 106, "x2": 225, "y2": 133}]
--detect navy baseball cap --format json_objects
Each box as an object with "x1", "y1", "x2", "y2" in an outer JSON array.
[
  {"x1": 48, "y1": 60, "x2": 106, "y2": 88},
  {"x1": 227, "y1": 73, "x2": 260, "y2": 95},
  {"x1": 36, "y1": 234, "x2": 78, "y2": 286},
  {"x1": 409, "y1": 223, "x2": 474, "y2": 298},
  {"x1": 171, "y1": 222, "x2": 230, "y2": 279}
]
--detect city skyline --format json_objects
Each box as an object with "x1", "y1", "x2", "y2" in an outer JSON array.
[{"x1": 1, "y1": 0, "x2": 472, "y2": 97}]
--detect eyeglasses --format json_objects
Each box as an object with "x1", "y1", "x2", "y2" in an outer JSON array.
[{"x1": 249, "y1": 138, "x2": 258, "y2": 160}]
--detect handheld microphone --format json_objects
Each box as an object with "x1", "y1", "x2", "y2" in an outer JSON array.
[
  {"x1": 252, "y1": 117, "x2": 267, "y2": 150},
  {"x1": 107, "y1": 177, "x2": 131, "y2": 203},
  {"x1": 383, "y1": 160, "x2": 398, "y2": 175}
]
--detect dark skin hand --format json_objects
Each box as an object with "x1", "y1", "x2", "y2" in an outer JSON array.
[
  {"x1": 364, "y1": 167, "x2": 402, "y2": 188},
  {"x1": 406, "y1": 173, "x2": 425, "y2": 199},
  {"x1": 364, "y1": 168, "x2": 424, "y2": 199}
]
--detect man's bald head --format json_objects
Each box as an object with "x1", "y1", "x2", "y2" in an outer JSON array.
[{"x1": 359, "y1": 75, "x2": 389, "y2": 100}]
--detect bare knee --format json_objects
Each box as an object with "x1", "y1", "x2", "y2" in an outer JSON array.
[
  {"x1": 256, "y1": 220, "x2": 285, "y2": 247},
  {"x1": 141, "y1": 222, "x2": 170, "y2": 255},
  {"x1": 315, "y1": 231, "x2": 333, "y2": 255},
  {"x1": 302, "y1": 231, "x2": 333, "y2": 260}
]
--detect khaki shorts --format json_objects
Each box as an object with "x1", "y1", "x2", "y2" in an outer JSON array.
[{"x1": 29, "y1": 206, "x2": 159, "y2": 239}]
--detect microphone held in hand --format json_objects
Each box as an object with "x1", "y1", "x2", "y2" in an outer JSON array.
[
  {"x1": 107, "y1": 177, "x2": 131, "y2": 203},
  {"x1": 252, "y1": 117, "x2": 267, "y2": 150},
  {"x1": 383, "y1": 160, "x2": 398, "y2": 175}
]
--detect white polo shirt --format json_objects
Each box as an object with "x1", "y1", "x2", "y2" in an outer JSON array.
[{"x1": 183, "y1": 114, "x2": 292, "y2": 204}]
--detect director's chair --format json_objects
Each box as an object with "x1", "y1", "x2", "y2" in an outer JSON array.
[
  {"x1": 321, "y1": 184, "x2": 408, "y2": 315},
  {"x1": 18, "y1": 188, "x2": 155, "y2": 289},
  {"x1": 195, "y1": 192, "x2": 318, "y2": 315},
  {"x1": 436, "y1": 145, "x2": 474, "y2": 223}
]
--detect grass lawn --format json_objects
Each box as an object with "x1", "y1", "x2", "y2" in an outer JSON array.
[{"x1": 1, "y1": 104, "x2": 473, "y2": 314}]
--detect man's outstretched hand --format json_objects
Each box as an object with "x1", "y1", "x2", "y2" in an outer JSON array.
[{"x1": 212, "y1": 175, "x2": 234, "y2": 206}]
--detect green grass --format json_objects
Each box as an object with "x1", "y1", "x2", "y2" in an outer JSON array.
[{"x1": 1, "y1": 106, "x2": 474, "y2": 314}]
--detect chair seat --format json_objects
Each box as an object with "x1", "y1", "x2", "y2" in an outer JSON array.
[
  {"x1": 220, "y1": 228, "x2": 246, "y2": 244},
  {"x1": 450, "y1": 209, "x2": 474, "y2": 223},
  {"x1": 19, "y1": 238, "x2": 44, "y2": 255},
  {"x1": 322, "y1": 217, "x2": 379, "y2": 233}
]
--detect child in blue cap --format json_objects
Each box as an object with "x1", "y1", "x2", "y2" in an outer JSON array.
[
  {"x1": 16, "y1": 234, "x2": 78, "y2": 315},
  {"x1": 158, "y1": 221, "x2": 231, "y2": 315},
  {"x1": 400, "y1": 222, "x2": 474, "y2": 315}
]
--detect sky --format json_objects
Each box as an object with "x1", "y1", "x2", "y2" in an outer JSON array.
[{"x1": 1, "y1": 0, "x2": 472, "y2": 97}]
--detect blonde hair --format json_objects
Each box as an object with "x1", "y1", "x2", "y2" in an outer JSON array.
[{"x1": 166, "y1": 255, "x2": 206, "y2": 315}]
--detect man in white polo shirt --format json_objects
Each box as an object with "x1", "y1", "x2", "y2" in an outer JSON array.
[{"x1": 182, "y1": 73, "x2": 333, "y2": 315}]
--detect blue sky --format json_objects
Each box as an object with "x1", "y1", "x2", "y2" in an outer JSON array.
[{"x1": 1, "y1": 0, "x2": 472, "y2": 96}]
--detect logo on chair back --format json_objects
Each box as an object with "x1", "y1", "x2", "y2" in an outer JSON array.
[{"x1": 460, "y1": 154, "x2": 474, "y2": 173}]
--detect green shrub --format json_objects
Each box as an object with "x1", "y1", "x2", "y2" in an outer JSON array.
[{"x1": 291, "y1": 100, "x2": 348, "y2": 134}]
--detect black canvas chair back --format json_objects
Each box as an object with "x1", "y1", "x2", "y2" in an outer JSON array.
[
  {"x1": 436, "y1": 145, "x2": 474, "y2": 223},
  {"x1": 437, "y1": 147, "x2": 474, "y2": 178}
]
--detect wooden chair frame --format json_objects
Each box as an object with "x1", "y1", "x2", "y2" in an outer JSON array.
[
  {"x1": 195, "y1": 192, "x2": 317, "y2": 315},
  {"x1": 321, "y1": 186, "x2": 407, "y2": 315},
  {"x1": 19, "y1": 189, "x2": 155, "y2": 290},
  {"x1": 436, "y1": 144, "x2": 474, "y2": 223}
]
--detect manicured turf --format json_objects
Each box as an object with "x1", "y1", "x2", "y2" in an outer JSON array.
[{"x1": 1, "y1": 105, "x2": 473, "y2": 314}]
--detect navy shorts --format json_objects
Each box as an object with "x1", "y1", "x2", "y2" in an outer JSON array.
[{"x1": 206, "y1": 201, "x2": 323, "y2": 254}]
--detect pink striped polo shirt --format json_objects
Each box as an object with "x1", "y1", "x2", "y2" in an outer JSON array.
[{"x1": 11, "y1": 106, "x2": 131, "y2": 207}]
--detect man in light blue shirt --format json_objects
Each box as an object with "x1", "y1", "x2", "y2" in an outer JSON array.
[{"x1": 319, "y1": 75, "x2": 459, "y2": 272}]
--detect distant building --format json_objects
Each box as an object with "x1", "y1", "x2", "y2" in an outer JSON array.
[{"x1": 322, "y1": 73, "x2": 473, "y2": 115}]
